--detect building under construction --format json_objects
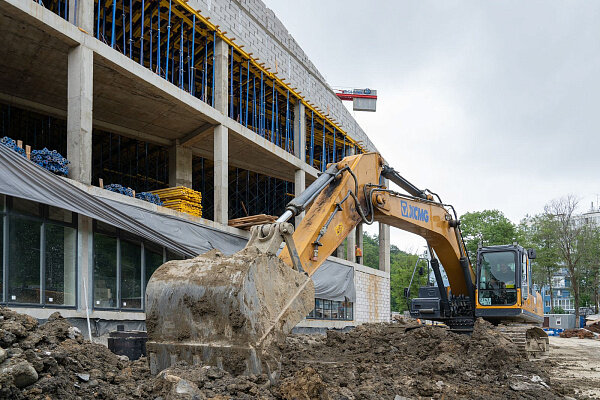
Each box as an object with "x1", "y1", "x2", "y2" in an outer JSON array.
[{"x1": 0, "y1": 0, "x2": 391, "y2": 334}]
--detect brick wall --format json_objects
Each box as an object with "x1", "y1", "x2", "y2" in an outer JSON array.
[
  {"x1": 187, "y1": 0, "x2": 377, "y2": 152},
  {"x1": 354, "y1": 263, "x2": 390, "y2": 323}
]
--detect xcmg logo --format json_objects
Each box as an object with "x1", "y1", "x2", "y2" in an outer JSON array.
[{"x1": 401, "y1": 200, "x2": 429, "y2": 223}]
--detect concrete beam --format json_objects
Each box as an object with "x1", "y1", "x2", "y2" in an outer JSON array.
[
  {"x1": 180, "y1": 123, "x2": 216, "y2": 147},
  {"x1": 67, "y1": 44, "x2": 93, "y2": 184},
  {"x1": 168, "y1": 145, "x2": 193, "y2": 188},
  {"x1": 378, "y1": 223, "x2": 390, "y2": 272},
  {"x1": 68, "y1": 0, "x2": 93, "y2": 33},
  {"x1": 346, "y1": 226, "x2": 356, "y2": 263},
  {"x1": 213, "y1": 37, "x2": 229, "y2": 115},
  {"x1": 293, "y1": 102, "x2": 306, "y2": 162},
  {"x1": 294, "y1": 169, "x2": 305, "y2": 226},
  {"x1": 337, "y1": 242, "x2": 345, "y2": 260},
  {"x1": 214, "y1": 124, "x2": 228, "y2": 224}
]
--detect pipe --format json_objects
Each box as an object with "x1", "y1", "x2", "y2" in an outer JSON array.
[
  {"x1": 381, "y1": 165, "x2": 427, "y2": 199},
  {"x1": 283, "y1": 163, "x2": 338, "y2": 217}
]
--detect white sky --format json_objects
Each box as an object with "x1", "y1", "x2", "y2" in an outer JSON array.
[{"x1": 263, "y1": 0, "x2": 600, "y2": 253}]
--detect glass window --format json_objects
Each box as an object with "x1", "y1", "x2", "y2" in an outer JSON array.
[
  {"x1": 144, "y1": 243, "x2": 164, "y2": 289},
  {"x1": 94, "y1": 233, "x2": 117, "y2": 308},
  {"x1": 120, "y1": 238, "x2": 142, "y2": 309},
  {"x1": 323, "y1": 300, "x2": 332, "y2": 319},
  {"x1": 8, "y1": 216, "x2": 41, "y2": 304},
  {"x1": 315, "y1": 299, "x2": 324, "y2": 319},
  {"x1": 478, "y1": 251, "x2": 518, "y2": 306},
  {"x1": 0, "y1": 216, "x2": 3, "y2": 301},
  {"x1": 307, "y1": 298, "x2": 353, "y2": 321},
  {"x1": 166, "y1": 250, "x2": 185, "y2": 261},
  {"x1": 44, "y1": 224, "x2": 76, "y2": 306}
]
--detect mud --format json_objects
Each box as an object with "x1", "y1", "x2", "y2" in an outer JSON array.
[{"x1": 1, "y1": 307, "x2": 579, "y2": 400}]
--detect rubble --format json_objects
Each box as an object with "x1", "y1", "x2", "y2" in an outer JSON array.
[{"x1": 0, "y1": 307, "x2": 575, "y2": 399}]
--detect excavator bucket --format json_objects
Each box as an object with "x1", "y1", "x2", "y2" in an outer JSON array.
[{"x1": 145, "y1": 223, "x2": 315, "y2": 378}]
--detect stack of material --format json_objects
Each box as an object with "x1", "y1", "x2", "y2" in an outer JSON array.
[
  {"x1": 151, "y1": 186, "x2": 202, "y2": 217},
  {"x1": 135, "y1": 192, "x2": 163, "y2": 205},
  {"x1": 0, "y1": 136, "x2": 26, "y2": 157},
  {"x1": 30, "y1": 148, "x2": 70, "y2": 176},
  {"x1": 228, "y1": 214, "x2": 278, "y2": 230},
  {"x1": 104, "y1": 184, "x2": 134, "y2": 197}
]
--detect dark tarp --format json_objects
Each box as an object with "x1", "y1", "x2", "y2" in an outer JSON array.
[{"x1": 0, "y1": 144, "x2": 354, "y2": 301}]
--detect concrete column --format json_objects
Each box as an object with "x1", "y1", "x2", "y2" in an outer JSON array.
[
  {"x1": 69, "y1": 0, "x2": 94, "y2": 33},
  {"x1": 67, "y1": 45, "x2": 93, "y2": 184},
  {"x1": 356, "y1": 223, "x2": 364, "y2": 265},
  {"x1": 293, "y1": 102, "x2": 306, "y2": 162},
  {"x1": 213, "y1": 37, "x2": 229, "y2": 115},
  {"x1": 379, "y1": 223, "x2": 390, "y2": 272},
  {"x1": 168, "y1": 145, "x2": 193, "y2": 188},
  {"x1": 213, "y1": 125, "x2": 228, "y2": 224},
  {"x1": 337, "y1": 242, "x2": 345, "y2": 259},
  {"x1": 76, "y1": 215, "x2": 93, "y2": 314},
  {"x1": 346, "y1": 227, "x2": 356, "y2": 263},
  {"x1": 294, "y1": 169, "x2": 305, "y2": 226}
]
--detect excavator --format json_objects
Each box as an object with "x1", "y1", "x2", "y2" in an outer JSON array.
[{"x1": 145, "y1": 152, "x2": 549, "y2": 377}]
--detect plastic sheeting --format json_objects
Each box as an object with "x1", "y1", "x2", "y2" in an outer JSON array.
[
  {"x1": 312, "y1": 259, "x2": 356, "y2": 302},
  {"x1": 0, "y1": 143, "x2": 354, "y2": 301}
]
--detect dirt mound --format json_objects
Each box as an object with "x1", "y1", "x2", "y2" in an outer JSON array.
[
  {"x1": 586, "y1": 321, "x2": 600, "y2": 334},
  {"x1": 0, "y1": 308, "x2": 574, "y2": 399},
  {"x1": 560, "y1": 329, "x2": 595, "y2": 339}
]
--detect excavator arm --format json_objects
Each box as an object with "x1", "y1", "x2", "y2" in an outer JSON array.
[{"x1": 279, "y1": 152, "x2": 475, "y2": 298}]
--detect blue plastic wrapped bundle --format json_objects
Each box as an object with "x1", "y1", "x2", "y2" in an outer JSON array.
[
  {"x1": 0, "y1": 137, "x2": 26, "y2": 157},
  {"x1": 30, "y1": 148, "x2": 70, "y2": 176},
  {"x1": 135, "y1": 192, "x2": 163, "y2": 206},
  {"x1": 104, "y1": 184, "x2": 135, "y2": 197}
]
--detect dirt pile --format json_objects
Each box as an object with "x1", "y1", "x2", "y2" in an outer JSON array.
[
  {"x1": 560, "y1": 329, "x2": 595, "y2": 339},
  {"x1": 0, "y1": 307, "x2": 574, "y2": 399},
  {"x1": 585, "y1": 321, "x2": 600, "y2": 334}
]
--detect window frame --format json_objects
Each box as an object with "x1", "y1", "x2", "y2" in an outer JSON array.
[
  {"x1": 307, "y1": 298, "x2": 354, "y2": 321},
  {"x1": 92, "y1": 221, "x2": 170, "y2": 312},
  {"x1": 1, "y1": 196, "x2": 78, "y2": 308}
]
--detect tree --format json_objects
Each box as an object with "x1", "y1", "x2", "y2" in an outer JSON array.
[
  {"x1": 519, "y1": 214, "x2": 561, "y2": 307},
  {"x1": 544, "y1": 195, "x2": 591, "y2": 323},
  {"x1": 460, "y1": 210, "x2": 519, "y2": 264}
]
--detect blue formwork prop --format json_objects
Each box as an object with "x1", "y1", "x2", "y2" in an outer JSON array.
[
  {"x1": 105, "y1": 184, "x2": 135, "y2": 197},
  {"x1": 135, "y1": 192, "x2": 163, "y2": 206},
  {"x1": 30, "y1": 148, "x2": 70, "y2": 176},
  {"x1": 0, "y1": 137, "x2": 26, "y2": 157}
]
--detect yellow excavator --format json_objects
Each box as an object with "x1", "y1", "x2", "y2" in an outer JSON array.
[{"x1": 145, "y1": 152, "x2": 548, "y2": 377}]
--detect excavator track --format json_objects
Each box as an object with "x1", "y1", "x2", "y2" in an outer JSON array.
[{"x1": 496, "y1": 323, "x2": 549, "y2": 360}]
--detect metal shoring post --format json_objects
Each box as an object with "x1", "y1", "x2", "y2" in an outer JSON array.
[
  {"x1": 165, "y1": 0, "x2": 172, "y2": 78},
  {"x1": 343, "y1": 136, "x2": 346, "y2": 158},
  {"x1": 310, "y1": 110, "x2": 314, "y2": 167},
  {"x1": 332, "y1": 127, "x2": 336, "y2": 163},
  {"x1": 321, "y1": 121, "x2": 325, "y2": 171},
  {"x1": 122, "y1": 1, "x2": 126, "y2": 54},
  {"x1": 202, "y1": 38, "x2": 207, "y2": 101},
  {"x1": 239, "y1": 56, "x2": 243, "y2": 122},
  {"x1": 179, "y1": 21, "x2": 184, "y2": 88},
  {"x1": 285, "y1": 90, "x2": 290, "y2": 152},
  {"x1": 245, "y1": 60, "x2": 249, "y2": 126},
  {"x1": 96, "y1": 0, "x2": 101, "y2": 38},
  {"x1": 211, "y1": 31, "x2": 215, "y2": 107},
  {"x1": 229, "y1": 47, "x2": 233, "y2": 118},
  {"x1": 260, "y1": 71, "x2": 264, "y2": 136},
  {"x1": 129, "y1": 0, "x2": 132, "y2": 58},
  {"x1": 140, "y1": 0, "x2": 145, "y2": 65},
  {"x1": 157, "y1": 3, "x2": 161, "y2": 75},
  {"x1": 271, "y1": 82, "x2": 275, "y2": 141},
  {"x1": 190, "y1": 15, "x2": 196, "y2": 96},
  {"x1": 252, "y1": 76, "x2": 257, "y2": 132},
  {"x1": 110, "y1": 0, "x2": 116, "y2": 48}
]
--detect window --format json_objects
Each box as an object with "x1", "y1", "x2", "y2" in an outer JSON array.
[
  {"x1": 1, "y1": 196, "x2": 77, "y2": 306},
  {"x1": 545, "y1": 300, "x2": 550, "y2": 308},
  {"x1": 478, "y1": 250, "x2": 518, "y2": 306},
  {"x1": 307, "y1": 298, "x2": 353, "y2": 321},
  {"x1": 93, "y1": 222, "x2": 170, "y2": 311}
]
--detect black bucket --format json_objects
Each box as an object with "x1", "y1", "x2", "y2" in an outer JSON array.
[{"x1": 107, "y1": 330, "x2": 148, "y2": 361}]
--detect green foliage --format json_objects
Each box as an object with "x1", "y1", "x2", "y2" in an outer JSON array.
[
  {"x1": 550, "y1": 306, "x2": 565, "y2": 314},
  {"x1": 460, "y1": 210, "x2": 519, "y2": 264},
  {"x1": 361, "y1": 233, "x2": 428, "y2": 312}
]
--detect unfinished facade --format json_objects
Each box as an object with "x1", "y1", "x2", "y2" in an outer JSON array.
[{"x1": 0, "y1": 0, "x2": 390, "y2": 334}]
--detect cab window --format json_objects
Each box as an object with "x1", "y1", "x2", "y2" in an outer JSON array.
[{"x1": 478, "y1": 251, "x2": 518, "y2": 306}]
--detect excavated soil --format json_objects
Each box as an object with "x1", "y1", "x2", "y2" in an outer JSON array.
[{"x1": 0, "y1": 308, "x2": 577, "y2": 399}]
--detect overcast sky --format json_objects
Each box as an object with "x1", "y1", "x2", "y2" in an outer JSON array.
[{"x1": 263, "y1": 0, "x2": 600, "y2": 253}]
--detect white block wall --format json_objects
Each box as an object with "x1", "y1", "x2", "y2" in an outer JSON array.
[
  {"x1": 354, "y1": 263, "x2": 390, "y2": 323},
  {"x1": 187, "y1": 0, "x2": 377, "y2": 152}
]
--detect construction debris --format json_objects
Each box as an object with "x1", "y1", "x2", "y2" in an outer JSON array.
[
  {"x1": 560, "y1": 329, "x2": 596, "y2": 339},
  {"x1": 0, "y1": 307, "x2": 576, "y2": 400},
  {"x1": 152, "y1": 186, "x2": 202, "y2": 217},
  {"x1": 30, "y1": 148, "x2": 69, "y2": 176}
]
